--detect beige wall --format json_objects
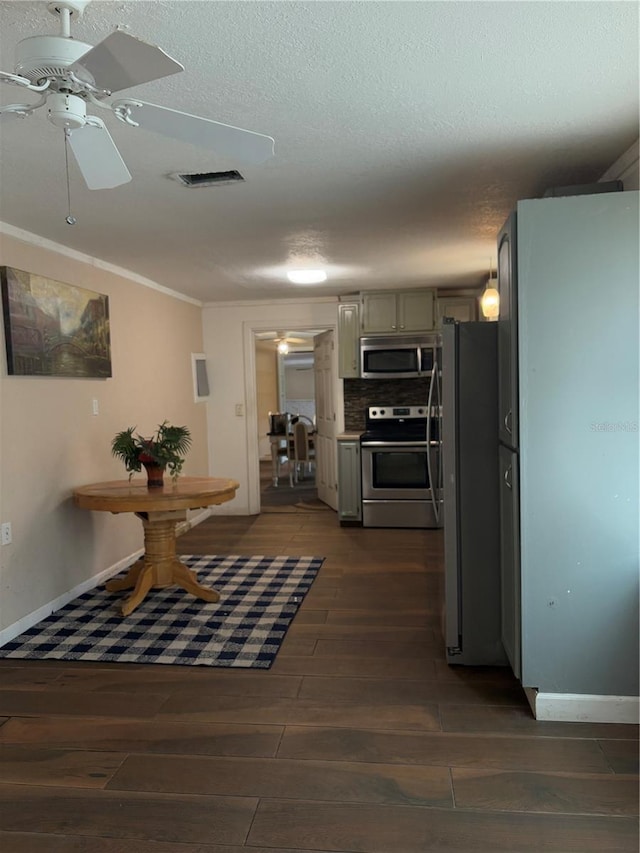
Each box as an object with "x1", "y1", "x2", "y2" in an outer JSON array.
[
  {"x1": 256, "y1": 341, "x2": 278, "y2": 459},
  {"x1": 0, "y1": 233, "x2": 207, "y2": 634}
]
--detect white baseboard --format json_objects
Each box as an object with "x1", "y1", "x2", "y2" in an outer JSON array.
[
  {"x1": 533, "y1": 691, "x2": 639, "y2": 724},
  {"x1": 0, "y1": 509, "x2": 213, "y2": 649},
  {"x1": 0, "y1": 548, "x2": 142, "y2": 648},
  {"x1": 175, "y1": 507, "x2": 212, "y2": 537}
]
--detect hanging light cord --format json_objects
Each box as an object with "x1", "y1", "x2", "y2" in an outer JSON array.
[{"x1": 64, "y1": 130, "x2": 76, "y2": 225}]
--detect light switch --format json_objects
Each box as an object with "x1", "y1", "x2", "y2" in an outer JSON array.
[{"x1": 92, "y1": 398, "x2": 99, "y2": 416}]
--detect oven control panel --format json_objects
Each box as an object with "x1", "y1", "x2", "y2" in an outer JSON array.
[{"x1": 366, "y1": 405, "x2": 426, "y2": 421}]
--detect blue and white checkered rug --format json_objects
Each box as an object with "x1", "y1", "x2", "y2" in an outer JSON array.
[{"x1": 0, "y1": 555, "x2": 324, "y2": 668}]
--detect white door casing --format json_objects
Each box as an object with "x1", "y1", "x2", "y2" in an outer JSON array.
[
  {"x1": 241, "y1": 311, "x2": 342, "y2": 516},
  {"x1": 314, "y1": 329, "x2": 338, "y2": 511}
]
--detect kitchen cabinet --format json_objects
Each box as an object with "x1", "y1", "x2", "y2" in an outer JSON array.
[
  {"x1": 337, "y1": 439, "x2": 362, "y2": 523},
  {"x1": 499, "y1": 444, "x2": 521, "y2": 678},
  {"x1": 361, "y1": 289, "x2": 435, "y2": 334},
  {"x1": 337, "y1": 300, "x2": 360, "y2": 378},
  {"x1": 437, "y1": 295, "x2": 478, "y2": 325},
  {"x1": 498, "y1": 191, "x2": 639, "y2": 713}
]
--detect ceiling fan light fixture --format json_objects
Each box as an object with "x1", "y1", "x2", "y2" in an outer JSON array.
[
  {"x1": 277, "y1": 340, "x2": 289, "y2": 354},
  {"x1": 287, "y1": 269, "x2": 327, "y2": 285}
]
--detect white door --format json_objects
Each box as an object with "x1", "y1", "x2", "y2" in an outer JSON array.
[{"x1": 314, "y1": 329, "x2": 338, "y2": 510}]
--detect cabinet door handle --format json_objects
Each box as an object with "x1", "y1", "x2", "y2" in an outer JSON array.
[
  {"x1": 391, "y1": 324, "x2": 397, "y2": 330},
  {"x1": 399, "y1": 324, "x2": 405, "y2": 329},
  {"x1": 504, "y1": 410, "x2": 512, "y2": 434},
  {"x1": 504, "y1": 465, "x2": 512, "y2": 489}
]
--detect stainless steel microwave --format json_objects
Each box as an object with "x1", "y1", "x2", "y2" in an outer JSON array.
[{"x1": 360, "y1": 333, "x2": 441, "y2": 379}]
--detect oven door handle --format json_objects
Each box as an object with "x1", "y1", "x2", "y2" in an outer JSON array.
[
  {"x1": 426, "y1": 359, "x2": 440, "y2": 525},
  {"x1": 361, "y1": 440, "x2": 432, "y2": 448}
]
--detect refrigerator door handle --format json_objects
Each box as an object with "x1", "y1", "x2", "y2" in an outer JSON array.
[
  {"x1": 435, "y1": 358, "x2": 443, "y2": 504},
  {"x1": 504, "y1": 409, "x2": 513, "y2": 435},
  {"x1": 426, "y1": 361, "x2": 439, "y2": 524},
  {"x1": 504, "y1": 464, "x2": 512, "y2": 489}
]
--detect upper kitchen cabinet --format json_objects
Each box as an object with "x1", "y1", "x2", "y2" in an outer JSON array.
[
  {"x1": 436, "y1": 295, "x2": 478, "y2": 325},
  {"x1": 361, "y1": 288, "x2": 435, "y2": 334},
  {"x1": 337, "y1": 300, "x2": 360, "y2": 378}
]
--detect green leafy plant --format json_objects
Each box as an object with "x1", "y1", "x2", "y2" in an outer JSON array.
[{"x1": 111, "y1": 421, "x2": 192, "y2": 481}]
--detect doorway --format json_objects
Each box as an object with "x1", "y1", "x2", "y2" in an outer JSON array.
[{"x1": 254, "y1": 329, "x2": 326, "y2": 513}]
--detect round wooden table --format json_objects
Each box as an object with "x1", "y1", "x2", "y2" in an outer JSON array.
[{"x1": 73, "y1": 477, "x2": 239, "y2": 616}]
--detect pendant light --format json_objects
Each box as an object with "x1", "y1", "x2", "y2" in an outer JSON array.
[{"x1": 480, "y1": 257, "x2": 499, "y2": 321}]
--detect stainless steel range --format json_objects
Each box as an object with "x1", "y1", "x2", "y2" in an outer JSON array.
[{"x1": 360, "y1": 404, "x2": 442, "y2": 528}]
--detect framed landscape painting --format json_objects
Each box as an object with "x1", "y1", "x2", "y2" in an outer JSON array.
[{"x1": 1, "y1": 266, "x2": 112, "y2": 378}]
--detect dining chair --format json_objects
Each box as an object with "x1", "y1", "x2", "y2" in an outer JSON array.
[
  {"x1": 275, "y1": 442, "x2": 294, "y2": 487},
  {"x1": 291, "y1": 421, "x2": 316, "y2": 484}
]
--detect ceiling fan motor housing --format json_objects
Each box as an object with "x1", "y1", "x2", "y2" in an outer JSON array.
[
  {"x1": 47, "y1": 92, "x2": 86, "y2": 128},
  {"x1": 47, "y1": 0, "x2": 91, "y2": 18},
  {"x1": 14, "y1": 35, "x2": 93, "y2": 85}
]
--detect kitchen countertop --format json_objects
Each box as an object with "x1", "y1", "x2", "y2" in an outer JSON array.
[{"x1": 336, "y1": 431, "x2": 362, "y2": 440}]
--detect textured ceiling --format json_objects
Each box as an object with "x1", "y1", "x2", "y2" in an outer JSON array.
[{"x1": 0, "y1": 1, "x2": 638, "y2": 303}]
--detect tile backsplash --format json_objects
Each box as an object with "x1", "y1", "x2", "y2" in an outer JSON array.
[{"x1": 343, "y1": 377, "x2": 431, "y2": 431}]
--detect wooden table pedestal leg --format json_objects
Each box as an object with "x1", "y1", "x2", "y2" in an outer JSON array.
[
  {"x1": 105, "y1": 560, "x2": 144, "y2": 593},
  {"x1": 108, "y1": 511, "x2": 220, "y2": 616}
]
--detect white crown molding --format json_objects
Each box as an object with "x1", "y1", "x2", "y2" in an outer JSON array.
[
  {"x1": 599, "y1": 138, "x2": 639, "y2": 186},
  {"x1": 0, "y1": 221, "x2": 202, "y2": 307},
  {"x1": 202, "y1": 295, "x2": 338, "y2": 309}
]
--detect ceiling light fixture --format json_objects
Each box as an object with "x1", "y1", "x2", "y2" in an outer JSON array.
[
  {"x1": 277, "y1": 340, "x2": 289, "y2": 354},
  {"x1": 287, "y1": 269, "x2": 327, "y2": 285}
]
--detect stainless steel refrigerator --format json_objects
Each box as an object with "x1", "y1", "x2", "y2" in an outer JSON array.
[{"x1": 441, "y1": 320, "x2": 507, "y2": 666}]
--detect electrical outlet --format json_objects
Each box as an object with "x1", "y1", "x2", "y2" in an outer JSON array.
[
  {"x1": 235, "y1": 403, "x2": 244, "y2": 417},
  {"x1": 1, "y1": 522, "x2": 12, "y2": 546}
]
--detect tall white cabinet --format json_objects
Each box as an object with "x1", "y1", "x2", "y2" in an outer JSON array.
[{"x1": 498, "y1": 191, "x2": 639, "y2": 709}]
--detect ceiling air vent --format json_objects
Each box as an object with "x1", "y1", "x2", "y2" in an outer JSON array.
[{"x1": 170, "y1": 170, "x2": 245, "y2": 187}]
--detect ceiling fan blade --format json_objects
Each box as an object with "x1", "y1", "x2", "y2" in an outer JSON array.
[
  {"x1": 71, "y1": 31, "x2": 184, "y2": 94},
  {"x1": 67, "y1": 119, "x2": 132, "y2": 190},
  {"x1": 0, "y1": 110, "x2": 25, "y2": 123},
  {"x1": 124, "y1": 101, "x2": 275, "y2": 164}
]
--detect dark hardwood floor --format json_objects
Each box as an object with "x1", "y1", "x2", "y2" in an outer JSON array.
[{"x1": 0, "y1": 511, "x2": 637, "y2": 852}]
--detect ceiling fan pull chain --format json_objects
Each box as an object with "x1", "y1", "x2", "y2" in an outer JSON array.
[{"x1": 63, "y1": 129, "x2": 77, "y2": 225}]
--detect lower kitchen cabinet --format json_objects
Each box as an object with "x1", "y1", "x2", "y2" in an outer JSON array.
[
  {"x1": 499, "y1": 444, "x2": 521, "y2": 679},
  {"x1": 337, "y1": 439, "x2": 362, "y2": 523}
]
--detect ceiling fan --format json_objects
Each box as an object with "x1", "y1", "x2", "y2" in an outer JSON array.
[
  {"x1": 256, "y1": 331, "x2": 309, "y2": 354},
  {"x1": 0, "y1": 0, "x2": 275, "y2": 192},
  {"x1": 274, "y1": 331, "x2": 308, "y2": 346},
  {"x1": 274, "y1": 332, "x2": 309, "y2": 353}
]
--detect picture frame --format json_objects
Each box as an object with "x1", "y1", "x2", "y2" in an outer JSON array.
[
  {"x1": 191, "y1": 352, "x2": 210, "y2": 402},
  {"x1": 1, "y1": 266, "x2": 112, "y2": 378}
]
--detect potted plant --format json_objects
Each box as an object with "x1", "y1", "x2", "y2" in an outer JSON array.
[{"x1": 111, "y1": 421, "x2": 192, "y2": 487}]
